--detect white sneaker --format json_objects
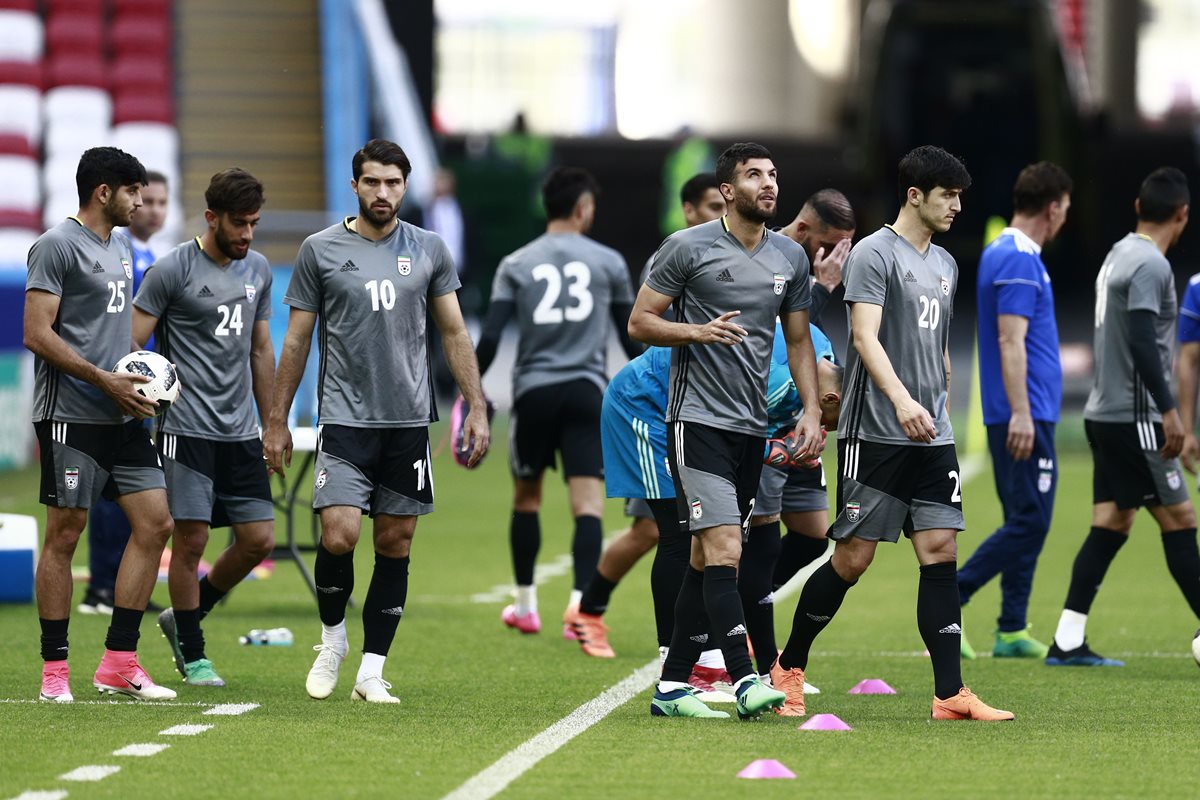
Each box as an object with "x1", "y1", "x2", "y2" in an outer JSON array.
[
  {"x1": 803, "y1": 682, "x2": 821, "y2": 695},
  {"x1": 306, "y1": 643, "x2": 346, "y2": 699},
  {"x1": 351, "y1": 675, "x2": 400, "y2": 704}
]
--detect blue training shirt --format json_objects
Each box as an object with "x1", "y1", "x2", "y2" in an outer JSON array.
[
  {"x1": 977, "y1": 227, "x2": 1062, "y2": 425},
  {"x1": 1178, "y1": 273, "x2": 1200, "y2": 343}
]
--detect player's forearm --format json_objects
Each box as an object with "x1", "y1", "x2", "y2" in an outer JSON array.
[
  {"x1": 786, "y1": 339, "x2": 821, "y2": 421},
  {"x1": 628, "y1": 309, "x2": 700, "y2": 346},
  {"x1": 444, "y1": 327, "x2": 486, "y2": 407},
  {"x1": 266, "y1": 335, "x2": 309, "y2": 426},
  {"x1": 24, "y1": 326, "x2": 109, "y2": 388},
  {"x1": 853, "y1": 328, "x2": 911, "y2": 406},
  {"x1": 250, "y1": 343, "x2": 276, "y2": 427},
  {"x1": 998, "y1": 338, "x2": 1031, "y2": 416}
]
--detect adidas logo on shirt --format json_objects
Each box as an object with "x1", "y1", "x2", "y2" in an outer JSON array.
[
  {"x1": 903, "y1": 270, "x2": 917, "y2": 283},
  {"x1": 340, "y1": 260, "x2": 359, "y2": 272},
  {"x1": 198, "y1": 286, "x2": 214, "y2": 298},
  {"x1": 715, "y1": 268, "x2": 735, "y2": 283},
  {"x1": 92, "y1": 261, "x2": 105, "y2": 274},
  {"x1": 939, "y1": 623, "x2": 962, "y2": 635}
]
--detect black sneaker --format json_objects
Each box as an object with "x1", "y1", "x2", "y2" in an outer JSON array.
[
  {"x1": 77, "y1": 585, "x2": 114, "y2": 615},
  {"x1": 1045, "y1": 640, "x2": 1125, "y2": 667}
]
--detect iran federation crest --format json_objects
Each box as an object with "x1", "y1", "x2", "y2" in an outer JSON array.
[
  {"x1": 690, "y1": 499, "x2": 703, "y2": 520},
  {"x1": 1038, "y1": 471, "x2": 1053, "y2": 494},
  {"x1": 315, "y1": 468, "x2": 328, "y2": 490},
  {"x1": 940, "y1": 276, "x2": 950, "y2": 295},
  {"x1": 845, "y1": 501, "x2": 861, "y2": 522},
  {"x1": 121, "y1": 259, "x2": 132, "y2": 280},
  {"x1": 397, "y1": 256, "x2": 412, "y2": 276},
  {"x1": 64, "y1": 467, "x2": 79, "y2": 491},
  {"x1": 1167, "y1": 469, "x2": 1182, "y2": 491},
  {"x1": 244, "y1": 283, "x2": 256, "y2": 303},
  {"x1": 773, "y1": 274, "x2": 786, "y2": 296}
]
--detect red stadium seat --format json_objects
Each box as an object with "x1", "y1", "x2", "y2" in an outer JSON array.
[
  {"x1": 111, "y1": 54, "x2": 171, "y2": 93},
  {"x1": 45, "y1": 13, "x2": 105, "y2": 57},
  {"x1": 113, "y1": 89, "x2": 172, "y2": 124},
  {"x1": 0, "y1": 209, "x2": 41, "y2": 230},
  {"x1": 110, "y1": 16, "x2": 171, "y2": 56},
  {"x1": 0, "y1": 134, "x2": 36, "y2": 158},
  {"x1": 113, "y1": 0, "x2": 171, "y2": 21},
  {"x1": 45, "y1": 0, "x2": 106, "y2": 14},
  {"x1": 0, "y1": 0, "x2": 36, "y2": 11},
  {"x1": 0, "y1": 61, "x2": 43, "y2": 89},
  {"x1": 45, "y1": 54, "x2": 109, "y2": 89}
]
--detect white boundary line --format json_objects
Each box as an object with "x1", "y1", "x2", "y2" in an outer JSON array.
[
  {"x1": 113, "y1": 744, "x2": 171, "y2": 757},
  {"x1": 0, "y1": 700, "x2": 221, "y2": 707},
  {"x1": 158, "y1": 724, "x2": 214, "y2": 736},
  {"x1": 9, "y1": 791, "x2": 67, "y2": 800},
  {"x1": 59, "y1": 766, "x2": 119, "y2": 783}
]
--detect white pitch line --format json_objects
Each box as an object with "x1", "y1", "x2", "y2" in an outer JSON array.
[
  {"x1": 158, "y1": 724, "x2": 213, "y2": 736},
  {"x1": 59, "y1": 766, "x2": 120, "y2": 782},
  {"x1": 9, "y1": 791, "x2": 68, "y2": 800},
  {"x1": 113, "y1": 743, "x2": 171, "y2": 757},
  {"x1": 202, "y1": 703, "x2": 260, "y2": 716},
  {"x1": 442, "y1": 454, "x2": 992, "y2": 799},
  {"x1": 442, "y1": 661, "x2": 661, "y2": 800},
  {"x1": 0, "y1": 699, "x2": 219, "y2": 707}
]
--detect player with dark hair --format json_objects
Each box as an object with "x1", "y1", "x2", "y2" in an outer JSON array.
[
  {"x1": 135, "y1": 168, "x2": 274, "y2": 688},
  {"x1": 263, "y1": 139, "x2": 490, "y2": 703},
  {"x1": 25, "y1": 146, "x2": 177, "y2": 702},
  {"x1": 778, "y1": 188, "x2": 856, "y2": 332},
  {"x1": 679, "y1": 173, "x2": 725, "y2": 228},
  {"x1": 957, "y1": 161, "x2": 1073, "y2": 660},
  {"x1": 475, "y1": 166, "x2": 641, "y2": 637},
  {"x1": 630, "y1": 142, "x2": 823, "y2": 719},
  {"x1": 772, "y1": 145, "x2": 1013, "y2": 721},
  {"x1": 1048, "y1": 166, "x2": 1197, "y2": 667}
]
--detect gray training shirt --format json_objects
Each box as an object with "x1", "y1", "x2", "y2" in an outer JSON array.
[
  {"x1": 1084, "y1": 233, "x2": 1176, "y2": 423},
  {"x1": 285, "y1": 218, "x2": 460, "y2": 427},
  {"x1": 839, "y1": 226, "x2": 958, "y2": 447},
  {"x1": 134, "y1": 237, "x2": 273, "y2": 440},
  {"x1": 491, "y1": 232, "x2": 633, "y2": 400},
  {"x1": 645, "y1": 217, "x2": 811, "y2": 437},
  {"x1": 27, "y1": 217, "x2": 136, "y2": 424}
]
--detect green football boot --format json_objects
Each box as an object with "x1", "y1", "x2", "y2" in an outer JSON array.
[
  {"x1": 184, "y1": 658, "x2": 226, "y2": 687},
  {"x1": 734, "y1": 675, "x2": 786, "y2": 720},
  {"x1": 650, "y1": 685, "x2": 730, "y2": 718},
  {"x1": 157, "y1": 607, "x2": 187, "y2": 678},
  {"x1": 993, "y1": 626, "x2": 1050, "y2": 659}
]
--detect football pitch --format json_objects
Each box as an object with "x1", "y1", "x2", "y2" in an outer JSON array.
[{"x1": 1, "y1": 416, "x2": 1196, "y2": 799}]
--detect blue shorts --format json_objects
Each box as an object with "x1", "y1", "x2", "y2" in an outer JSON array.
[{"x1": 601, "y1": 390, "x2": 673, "y2": 500}]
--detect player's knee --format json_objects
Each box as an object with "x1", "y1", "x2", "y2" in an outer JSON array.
[
  {"x1": 242, "y1": 531, "x2": 275, "y2": 562},
  {"x1": 831, "y1": 544, "x2": 873, "y2": 580},
  {"x1": 134, "y1": 513, "x2": 174, "y2": 548},
  {"x1": 629, "y1": 518, "x2": 659, "y2": 548},
  {"x1": 42, "y1": 523, "x2": 83, "y2": 556},
  {"x1": 321, "y1": 528, "x2": 358, "y2": 555}
]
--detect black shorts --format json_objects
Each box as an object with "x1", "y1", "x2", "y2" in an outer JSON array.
[
  {"x1": 312, "y1": 424, "x2": 433, "y2": 517},
  {"x1": 829, "y1": 439, "x2": 965, "y2": 542},
  {"x1": 1085, "y1": 420, "x2": 1189, "y2": 509},
  {"x1": 36, "y1": 419, "x2": 165, "y2": 508},
  {"x1": 510, "y1": 379, "x2": 603, "y2": 480},
  {"x1": 667, "y1": 420, "x2": 764, "y2": 535},
  {"x1": 157, "y1": 433, "x2": 274, "y2": 528}
]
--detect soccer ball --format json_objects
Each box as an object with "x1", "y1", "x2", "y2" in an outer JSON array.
[
  {"x1": 450, "y1": 394, "x2": 495, "y2": 469},
  {"x1": 1192, "y1": 628, "x2": 1200, "y2": 667},
  {"x1": 113, "y1": 350, "x2": 180, "y2": 413}
]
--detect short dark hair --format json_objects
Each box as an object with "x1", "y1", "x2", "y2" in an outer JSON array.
[
  {"x1": 1012, "y1": 162, "x2": 1072, "y2": 215},
  {"x1": 804, "y1": 188, "x2": 856, "y2": 231},
  {"x1": 680, "y1": 173, "x2": 720, "y2": 207},
  {"x1": 76, "y1": 146, "x2": 147, "y2": 206},
  {"x1": 542, "y1": 167, "x2": 599, "y2": 221},
  {"x1": 352, "y1": 138, "x2": 412, "y2": 181},
  {"x1": 897, "y1": 145, "x2": 971, "y2": 201},
  {"x1": 1138, "y1": 167, "x2": 1190, "y2": 223},
  {"x1": 716, "y1": 142, "x2": 773, "y2": 185},
  {"x1": 205, "y1": 168, "x2": 265, "y2": 215},
  {"x1": 145, "y1": 170, "x2": 168, "y2": 187}
]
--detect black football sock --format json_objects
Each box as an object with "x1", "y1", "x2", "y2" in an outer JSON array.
[
  {"x1": 779, "y1": 559, "x2": 854, "y2": 671},
  {"x1": 660, "y1": 567, "x2": 708, "y2": 683},
  {"x1": 740, "y1": 522, "x2": 781, "y2": 675},
  {"x1": 579, "y1": 572, "x2": 619, "y2": 616},
  {"x1": 918, "y1": 561, "x2": 964, "y2": 700},
  {"x1": 1162, "y1": 528, "x2": 1200, "y2": 618},
  {"x1": 649, "y1": 499, "x2": 689, "y2": 648},
  {"x1": 1064, "y1": 527, "x2": 1127, "y2": 614},
  {"x1": 104, "y1": 606, "x2": 144, "y2": 652},
  {"x1": 314, "y1": 541, "x2": 355, "y2": 626},
  {"x1": 174, "y1": 607, "x2": 206, "y2": 663},
  {"x1": 40, "y1": 617, "x2": 68, "y2": 662},
  {"x1": 510, "y1": 511, "x2": 540, "y2": 586},
  {"x1": 572, "y1": 515, "x2": 603, "y2": 592},
  {"x1": 704, "y1": 565, "x2": 754, "y2": 682},
  {"x1": 362, "y1": 554, "x2": 410, "y2": 656},
  {"x1": 197, "y1": 576, "x2": 227, "y2": 619},
  {"x1": 772, "y1": 531, "x2": 830, "y2": 590}
]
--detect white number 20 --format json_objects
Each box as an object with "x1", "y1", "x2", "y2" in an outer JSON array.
[{"x1": 918, "y1": 295, "x2": 941, "y2": 330}]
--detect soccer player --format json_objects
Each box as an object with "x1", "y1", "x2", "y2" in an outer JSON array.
[
  {"x1": 1048, "y1": 167, "x2": 1198, "y2": 667},
  {"x1": 80, "y1": 170, "x2": 171, "y2": 615},
  {"x1": 777, "y1": 188, "x2": 855, "y2": 332},
  {"x1": 957, "y1": 162, "x2": 1073, "y2": 660},
  {"x1": 133, "y1": 169, "x2": 275, "y2": 688},
  {"x1": 771, "y1": 145, "x2": 1013, "y2": 721},
  {"x1": 474, "y1": 167, "x2": 641, "y2": 637},
  {"x1": 630, "y1": 142, "x2": 823, "y2": 720},
  {"x1": 24, "y1": 146, "x2": 176, "y2": 702},
  {"x1": 262, "y1": 139, "x2": 490, "y2": 703}
]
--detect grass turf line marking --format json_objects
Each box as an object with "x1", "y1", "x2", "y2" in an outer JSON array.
[
  {"x1": 202, "y1": 703, "x2": 260, "y2": 716},
  {"x1": 442, "y1": 661, "x2": 661, "y2": 800},
  {"x1": 158, "y1": 724, "x2": 214, "y2": 736},
  {"x1": 9, "y1": 792, "x2": 68, "y2": 800},
  {"x1": 113, "y1": 744, "x2": 170, "y2": 757},
  {"x1": 0, "y1": 699, "x2": 219, "y2": 707},
  {"x1": 59, "y1": 766, "x2": 120, "y2": 782}
]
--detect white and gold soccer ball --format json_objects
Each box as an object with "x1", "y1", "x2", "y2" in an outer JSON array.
[
  {"x1": 113, "y1": 350, "x2": 181, "y2": 413},
  {"x1": 1192, "y1": 628, "x2": 1200, "y2": 667}
]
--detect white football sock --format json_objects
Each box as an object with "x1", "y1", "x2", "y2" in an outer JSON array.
[
  {"x1": 568, "y1": 589, "x2": 583, "y2": 608},
  {"x1": 697, "y1": 648, "x2": 726, "y2": 669},
  {"x1": 657, "y1": 680, "x2": 689, "y2": 693},
  {"x1": 1054, "y1": 610, "x2": 1088, "y2": 651},
  {"x1": 356, "y1": 652, "x2": 386, "y2": 683},
  {"x1": 515, "y1": 585, "x2": 537, "y2": 615},
  {"x1": 658, "y1": 646, "x2": 669, "y2": 665},
  {"x1": 321, "y1": 621, "x2": 347, "y2": 652}
]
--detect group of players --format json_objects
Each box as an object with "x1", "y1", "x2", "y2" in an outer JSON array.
[{"x1": 24, "y1": 137, "x2": 1199, "y2": 722}]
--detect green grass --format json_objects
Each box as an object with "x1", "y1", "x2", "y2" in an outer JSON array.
[{"x1": 1, "y1": 417, "x2": 1197, "y2": 799}]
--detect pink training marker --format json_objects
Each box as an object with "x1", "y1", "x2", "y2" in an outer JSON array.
[
  {"x1": 799, "y1": 713, "x2": 852, "y2": 731},
  {"x1": 737, "y1": 759, "x2": 796, "y2": 779},
  {"x1": 848, "y1": 678, "x2": 896, "y2": 695}
]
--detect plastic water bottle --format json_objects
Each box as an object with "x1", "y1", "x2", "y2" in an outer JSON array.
[{"x1": 239, "y1": 627, "x2": 293, "y2": 646}]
